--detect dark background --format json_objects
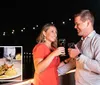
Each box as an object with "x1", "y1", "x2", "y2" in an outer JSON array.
[
  {"x1": 0, "y1": 0, "x2": 100, "y2": 81},
  {"x1": 0, "y1": 0, "x2": 100, "y2": 48}
]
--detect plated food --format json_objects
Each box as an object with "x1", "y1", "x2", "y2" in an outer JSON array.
[
  {"x1": 15, "y1": 53, "x2": 21, "y2": 60},
  {"x1": 0, "y1": 63, "x2": 18, "y2": 79}
]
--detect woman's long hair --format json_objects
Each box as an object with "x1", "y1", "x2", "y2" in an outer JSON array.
[{"x1": 36, "y1": 23, "x2": 58, "y2": 48}]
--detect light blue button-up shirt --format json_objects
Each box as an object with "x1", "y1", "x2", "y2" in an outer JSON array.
[
  {"x1": 58, "y1": 30, "x2": 100, "y2": 85},
  {"x1": 75, "y1": 30, "x2": 100, "y2": 85}
]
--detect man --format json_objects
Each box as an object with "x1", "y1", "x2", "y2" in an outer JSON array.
[{"x1": 58, "y1": 10, "x2": 100, "y2": 85}]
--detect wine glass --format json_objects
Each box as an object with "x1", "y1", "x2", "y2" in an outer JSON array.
[
  {"x1": 9, "y1": 53, "x2": 15, "y2": 64},
  {"x1": 4, "y1": 47, "x2": 16, "y2": 64},
  {"x1": 58, "y1": 38, "x2": 66, "y2": 56}
]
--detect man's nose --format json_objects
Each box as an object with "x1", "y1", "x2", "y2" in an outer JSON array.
[{"x1": 74, "y1": 25, "x2": 77, "y2": 29}]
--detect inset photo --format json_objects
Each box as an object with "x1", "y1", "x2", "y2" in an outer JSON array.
[{"x1": 0, "y1": 46, "x2": 23, "y2": 82}]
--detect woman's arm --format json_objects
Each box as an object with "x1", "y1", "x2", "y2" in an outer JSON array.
[{"x1": 33, "y1": 46, "x2": 65, "y2": 74}]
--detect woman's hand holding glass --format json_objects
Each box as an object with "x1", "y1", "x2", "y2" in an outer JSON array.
[
  {"x1": 58, "y1": 38, "x2": 66, "y2": 56},
  {"x1": 51, "y1": 47, "x2": 65, "y2": 57}
]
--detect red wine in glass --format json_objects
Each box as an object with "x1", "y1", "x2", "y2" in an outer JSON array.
[{"x1": 58, "y1": 38, "x2": 66, "y2": 56}]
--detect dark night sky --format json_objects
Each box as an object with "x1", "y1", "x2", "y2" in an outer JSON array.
[
  {"x1": 0, "y1": 0, "x2": 100, "y2": 29},
  {"x1": 0, "y1": 0, "x2": 100, "y2": 51}
]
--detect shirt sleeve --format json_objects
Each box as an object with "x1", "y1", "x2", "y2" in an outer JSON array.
[
  {"x1": 57, "y1": 58, "x2": 76, "y2": 75},
  {"x1": 77, "y1": 38, "x2": 100, "y2": 74},
  {"x1": 32, "y1": 44, "x2": 45, "y2": 59}
]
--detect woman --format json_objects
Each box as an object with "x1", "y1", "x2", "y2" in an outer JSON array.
[{"x1": 32, "y1": 23, "x2": 65, "y2": 85}]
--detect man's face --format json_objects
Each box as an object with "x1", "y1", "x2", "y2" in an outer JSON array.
[{"x1": 74, "y1": 16, "x2": 88, "y2": 37}]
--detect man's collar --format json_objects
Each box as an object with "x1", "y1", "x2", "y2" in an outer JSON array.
[{"x1": 81, "y1": 30, "x2": 96, "y2": 40}]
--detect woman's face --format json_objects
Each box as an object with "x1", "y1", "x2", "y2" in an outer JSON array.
[{"x1": 44, "y1": 26, "x2": 57, "y2": 43}]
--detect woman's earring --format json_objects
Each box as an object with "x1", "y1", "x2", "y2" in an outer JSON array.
[{"x1": 44, "y1": 37, "x2": 46, "y2": 42}]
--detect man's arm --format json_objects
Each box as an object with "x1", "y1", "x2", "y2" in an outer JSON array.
[{"x1": 57, "y1": 58, "x2": 76, "y2": 75}]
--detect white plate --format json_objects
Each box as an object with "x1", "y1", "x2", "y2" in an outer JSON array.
[{"x1": 0, "y1": 67, "x2": 21, "y2": 80}]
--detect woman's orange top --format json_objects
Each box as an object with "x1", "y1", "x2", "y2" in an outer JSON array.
[{"x1": 33, "y1": 43, "x2": 60, "y2": 85}]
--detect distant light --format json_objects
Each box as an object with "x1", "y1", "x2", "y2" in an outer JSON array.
[
  {"x1": 23, "y1": 28, "x2": 25, "y2": 30},
  {"x1": 69, "y1": 18, "x2": 71, "y2": 21},
  {"x1": 51, "y1": 22, "x2": 53, "y2": 24},
  {"x1": 29, "y1": 53, "x2": 31, "y2": 55},
  {"x1": 62, "y1": 21, "x2": 65, "y2": 24},
  {"x1": 12, "y1": 30, "x2": 15, "y2": 32},
  {"x1": 12, "y1": 32, "x2": 14, "y2": 34},
  {"x1": 12, "y1": 30, "x2": 15, "y2": 34},
  {"x1": 33, "y1": 27, "x2": 35, "y2": 30},
  {"x1": 3, "y1": 32, "x2": 5, "y2": 36},
  {"x1": 3, "y1": 34, "x2": 5, "y2": 36},
  {"x1": 21, "y1": 30, "x2": 23, "y2": 32},
  {"x1": 36, "y1": 25, "x2": 38, "y2": 27}
]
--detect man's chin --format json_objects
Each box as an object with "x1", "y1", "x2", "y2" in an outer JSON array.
[{"x1": 78, "y1": 33, "x2": 82, "y2": 36}]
